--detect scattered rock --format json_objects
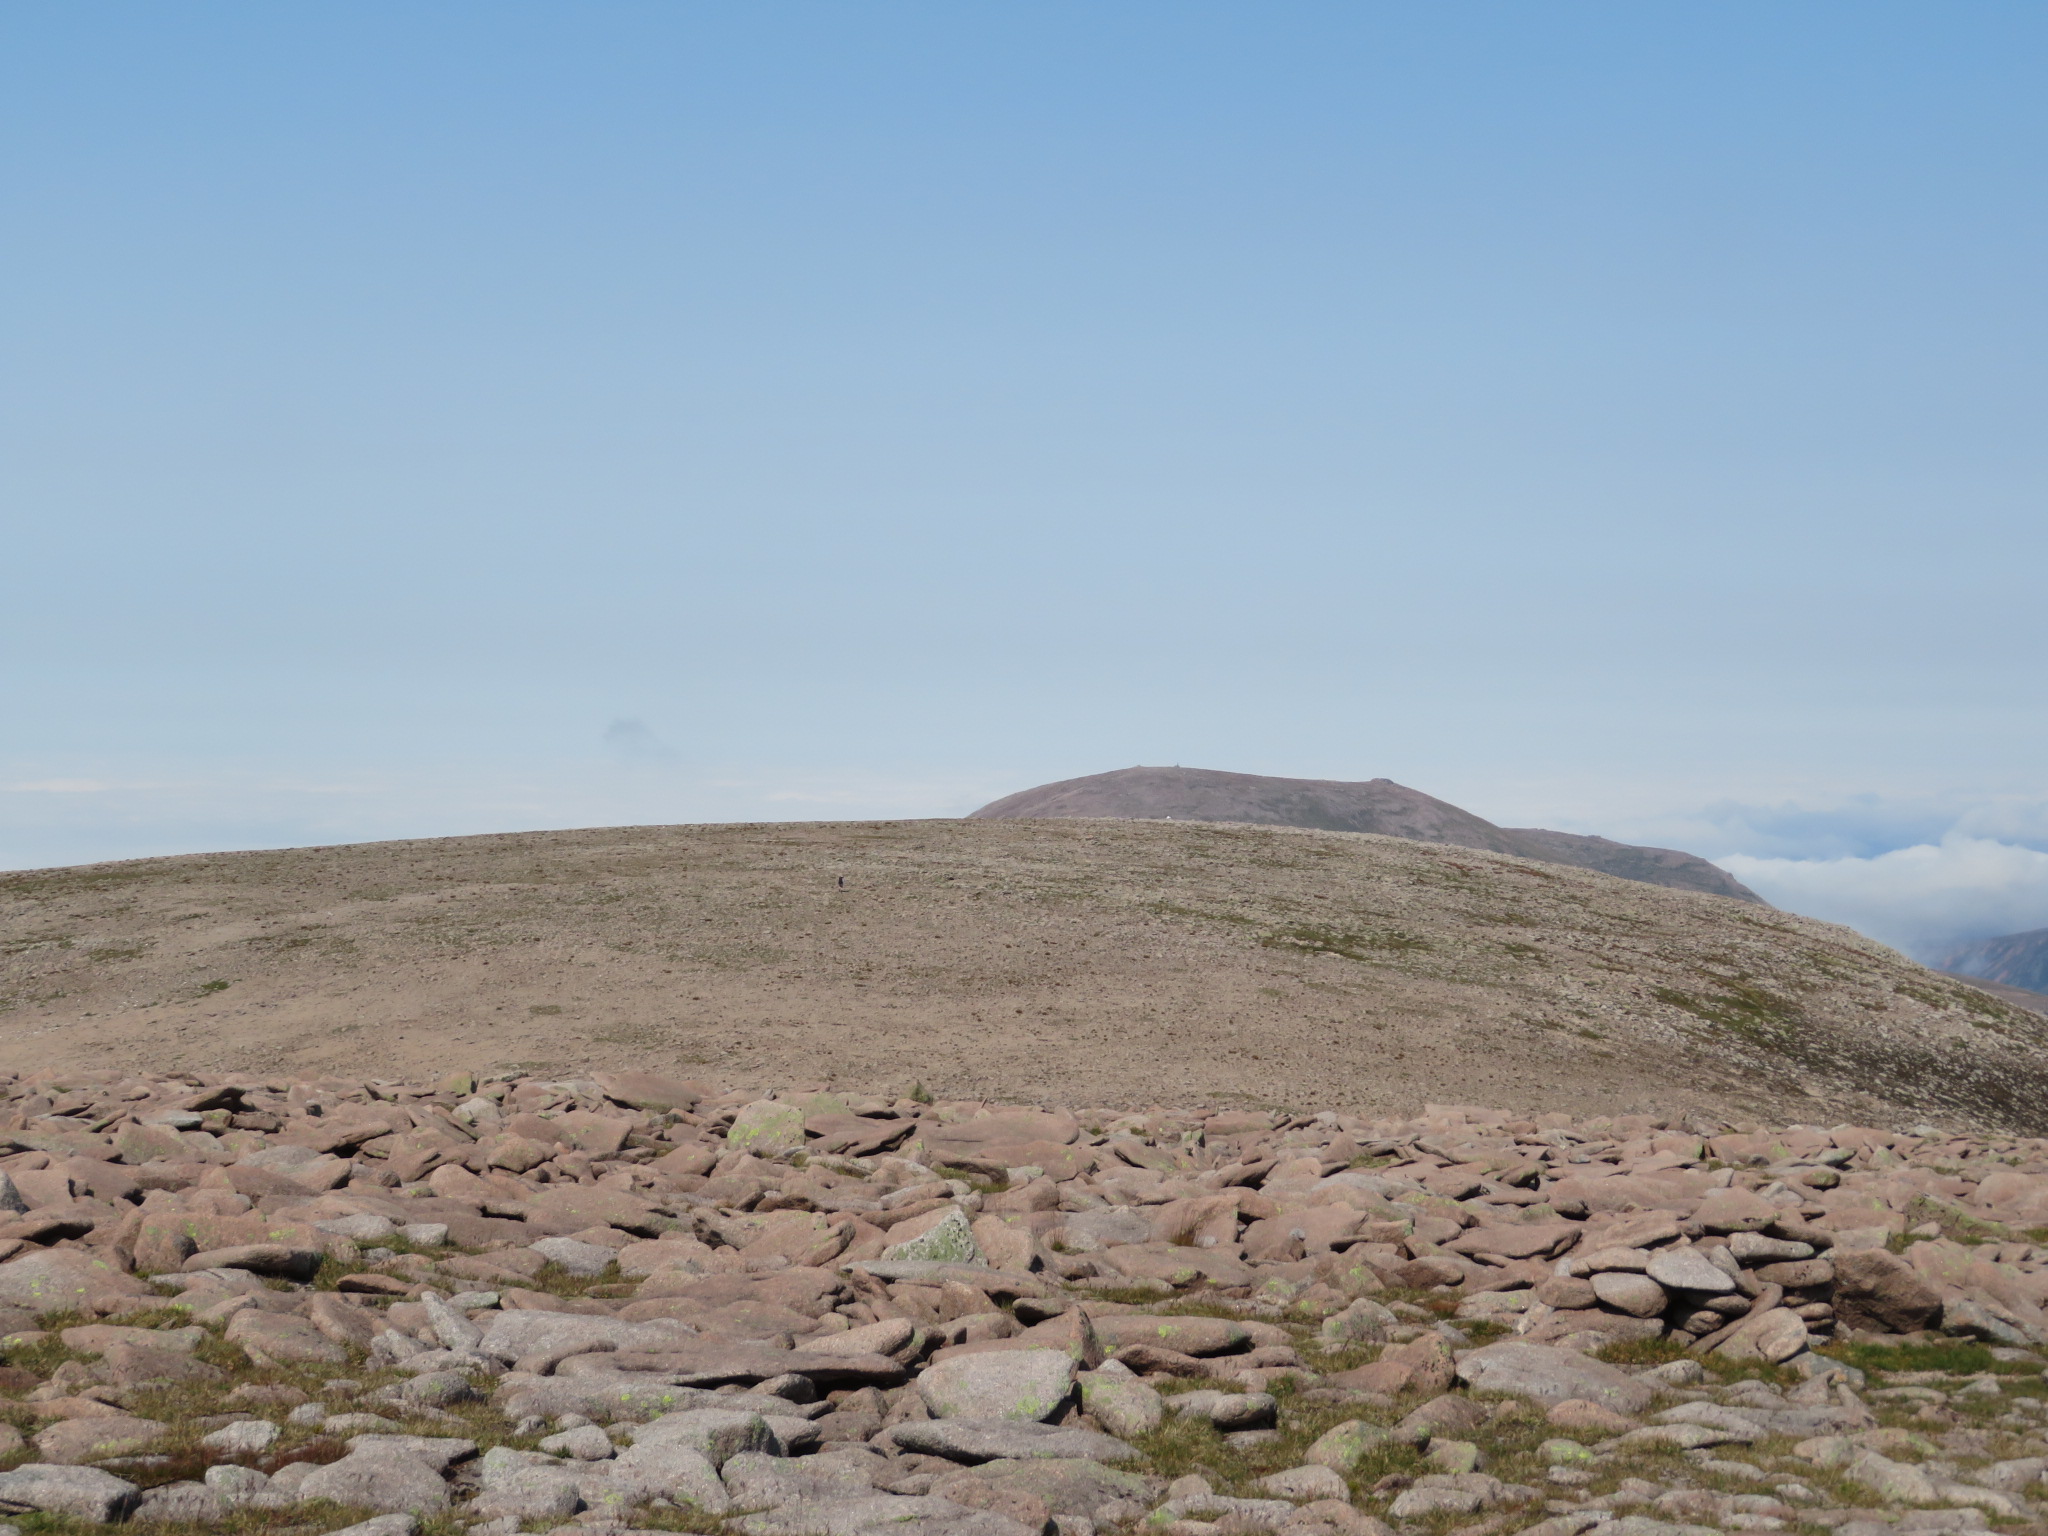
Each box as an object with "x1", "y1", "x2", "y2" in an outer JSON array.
[{"x1": 0, "y1": 1063, "x2": 2029, "y2": 1536}]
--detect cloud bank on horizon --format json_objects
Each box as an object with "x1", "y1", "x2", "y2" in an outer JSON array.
[
  {"x1": 1718, "y1": 836, "x2": 2048, "y2": 964},
  {"x1": 1588, "y1": 798, "x2": 2048, "y2": 966}
]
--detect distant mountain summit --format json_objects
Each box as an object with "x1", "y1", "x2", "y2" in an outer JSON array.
[
  {"x1": 970, "y1": 766, "x2": 1764, "y2": 904},
  {"x1": 1943, "y1": 928, "x2": 2048, "y2": 995}
]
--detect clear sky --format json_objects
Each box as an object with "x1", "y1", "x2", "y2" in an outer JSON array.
[{"x1": 5, "y1": 3, "x2": 2047, "y2": 961}]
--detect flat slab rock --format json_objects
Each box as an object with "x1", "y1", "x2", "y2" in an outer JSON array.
[
  {"x1": 888, "y1": 1418, "x2": 1140, "y2": 1465},
  {"x1": 919, "y1": 1348, "x2": 1076, "y2": 1423},
  {"x1": 1453, "y1": 1341, "x2": 1657, "y2": 1414},
  {"x1": 0, "y1": 1463, "x2": 141, "y2": 1523},
  {"x1": 736, "y1": 1491, "x2": 1047, "y2": 1536},
  {"x1": 477, "y1": 1311, "x2": 699, "y2": 1361}
]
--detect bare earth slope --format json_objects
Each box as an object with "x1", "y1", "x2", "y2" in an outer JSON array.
[
  {"x1": 2, "y1": 818, "x2": 2041, "y2": 1128},
  {"x1": 971, "y1": 766, "x2": 1762, "y2": 903}
]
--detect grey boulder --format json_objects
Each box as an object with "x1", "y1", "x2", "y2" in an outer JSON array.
[
  {"x1": 628, "y1": 1409, "x2": 778, "y2": 1470},
  {"x1": 328, "y1": 1519, "x2": 422, "y2": 1536},
  {"x1": 530, "y1": 1237, "x2": 618, "y2": 1277},
  {"x1": 1454, "y1": 1342, "x2": 1656, "y2": 1414},
  {"x1": 0, "y1": 1465, "x2": 141, "y2": 1524},
  {"x1": 738, "y1": 1492, "x2": 1043, "y2": 1536},
  {"x1": 611, "y1": 1440, "x2": 731, "y2": 1512},
  {"x1": 477, "y1": 1310, "x2": 695, "y2": 1362},
  {"x1": 919, "y1": 1348, "x2": 1075, "y2": 1422},
  {"x1": 298, "y1": 1451, "x2": 452, "y2": 1514},
  {"x1": 953, "y1": 1457, "x2": 1156, "y2": 1516},
  {"x1": 1646, "y1": 1247, "x2": 1737, "y2": 1293},
  {"x1": 889, "y1": 1418, "x2": 1138, "y2": 1465}
]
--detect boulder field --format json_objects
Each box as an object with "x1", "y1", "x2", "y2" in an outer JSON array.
[{"x1": 0, "y1": 1069, "x2": 2045, "y2": 1535}]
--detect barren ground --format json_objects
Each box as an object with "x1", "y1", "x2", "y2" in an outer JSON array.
[{"x1": 2, "y1": 818, "x2": 2042, "y2": 1130}]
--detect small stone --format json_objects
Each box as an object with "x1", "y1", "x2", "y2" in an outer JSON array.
[
  {"x1": 1256, "y1": 1464, "x2": 1350, "y2": 1502},
  {"x1": 203, "y1": 1464, "x2": 275, "y2": 1506},
  {"x1": 1633, "y1": 1359, "x2": 1704, "y2": 1387},
  {"x1": 399, "y1": 1370, "x2": 481, "y2": 1408},
  {"x1": 538, "y1": 1423, "x2": 616, "y2": 1459},
  {"x1": 421, "y1": 1293, "x2": 483, "y2": 1352},
  {"x1": 1647, "y1": 1247, "x2": 1739, "y2": 1293},
  {"x1": 316, "y1": 1213, "x2": 398, "y2": 1242},
  {"x1": 1457, "y1": 1290, "x2": 1536, "y2": 1319},
  {"x1": 885, "y1": 1207, "x2": 984, "y2": 1265},
  {"x1": 1712, "y1": 1308, "x2": 1810, "y2": 1364},
  {"x1": 1078, "y1": 1374, "x2": 1163, "y2": 1438},
  {"x1": 327, "y1": 1517, "x2": 422, "y2": 1536},
  {"x1": 1427, "y1": 1440, "x2": 1481, "y2": 1473},
  {"x1": 199, "y1": 1419, "x2": 279, "y2": 1455},
  {"x1": 726, "y1": 1100, "x2": 807, "y2": 1155},
  {"x1": 1547, "y1": 1399, "x2": 1637, "y2": 1434},
  {"x1": 1691, "y1": 1189, "x2": 1780, "y2": 1233},
  {"x1": 528, "y1": 1237, "x2": 615, "y2": 1277},
  {"x1": 1304, "y1": 1419, "x2": 1393, "y2": 1470},
  {"x1": 1208, "y1": 1393, "x2": 1277, "y2": 1430},
  {"x1": 1590, "y1": 1272, "x2": 1668, "y2": 1317},
  {"x1": 1388, "y1": 1474, "x2": 1501, "y2": 1519},
  {"x1": 1728, "y1": 1232, "x2": 1813, "y2": 1262},
  {"x1": 400, "y1": 1223, "x2": 449, "y2": 1246},
  {"x1": 1320, "y1": 1299, "x2": 1397, "y2": 1342},
  {"x1": 1843, "y1": 1449, "x2": 1943, "y2": 1505},
  {"x1": 1541, "y1": 1438, "x2": 1594, "y2": 1464}
]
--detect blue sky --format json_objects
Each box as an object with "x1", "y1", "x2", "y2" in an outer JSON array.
[{"x1": 5, "y1": 3, "x2": 2047, "y2": 961}]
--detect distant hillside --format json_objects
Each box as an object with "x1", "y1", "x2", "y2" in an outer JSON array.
[
  {"x1": 971, "y1": 766, "x2": 1762, "y2": 904},
  {"x1": 2, "y1": 818, "x2": 2040, "y2": 1130},
  {"x1": 1943, "y1": 928, "x2": 2048, "y2": 995}
]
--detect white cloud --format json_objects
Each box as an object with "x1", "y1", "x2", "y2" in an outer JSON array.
[{"x1": 1719, "y1": 836, "x2": 2048, "y2": 962}]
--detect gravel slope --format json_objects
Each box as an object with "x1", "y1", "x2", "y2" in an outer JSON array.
[{"x1": 1, "y1": 818, "x2": 2041, "y2": 1130}]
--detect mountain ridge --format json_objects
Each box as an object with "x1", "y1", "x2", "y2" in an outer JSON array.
[
  {"x1": 1943, "y1": 927, "x2": 2048, "y2": 995},
  {"x1": 970, "y1": 766, "x2": 1762, "y2": 904}
]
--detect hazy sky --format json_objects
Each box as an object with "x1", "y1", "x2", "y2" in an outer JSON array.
[{"x1": 5, "y1": 3, "x2": 2047, "y2": 961}]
